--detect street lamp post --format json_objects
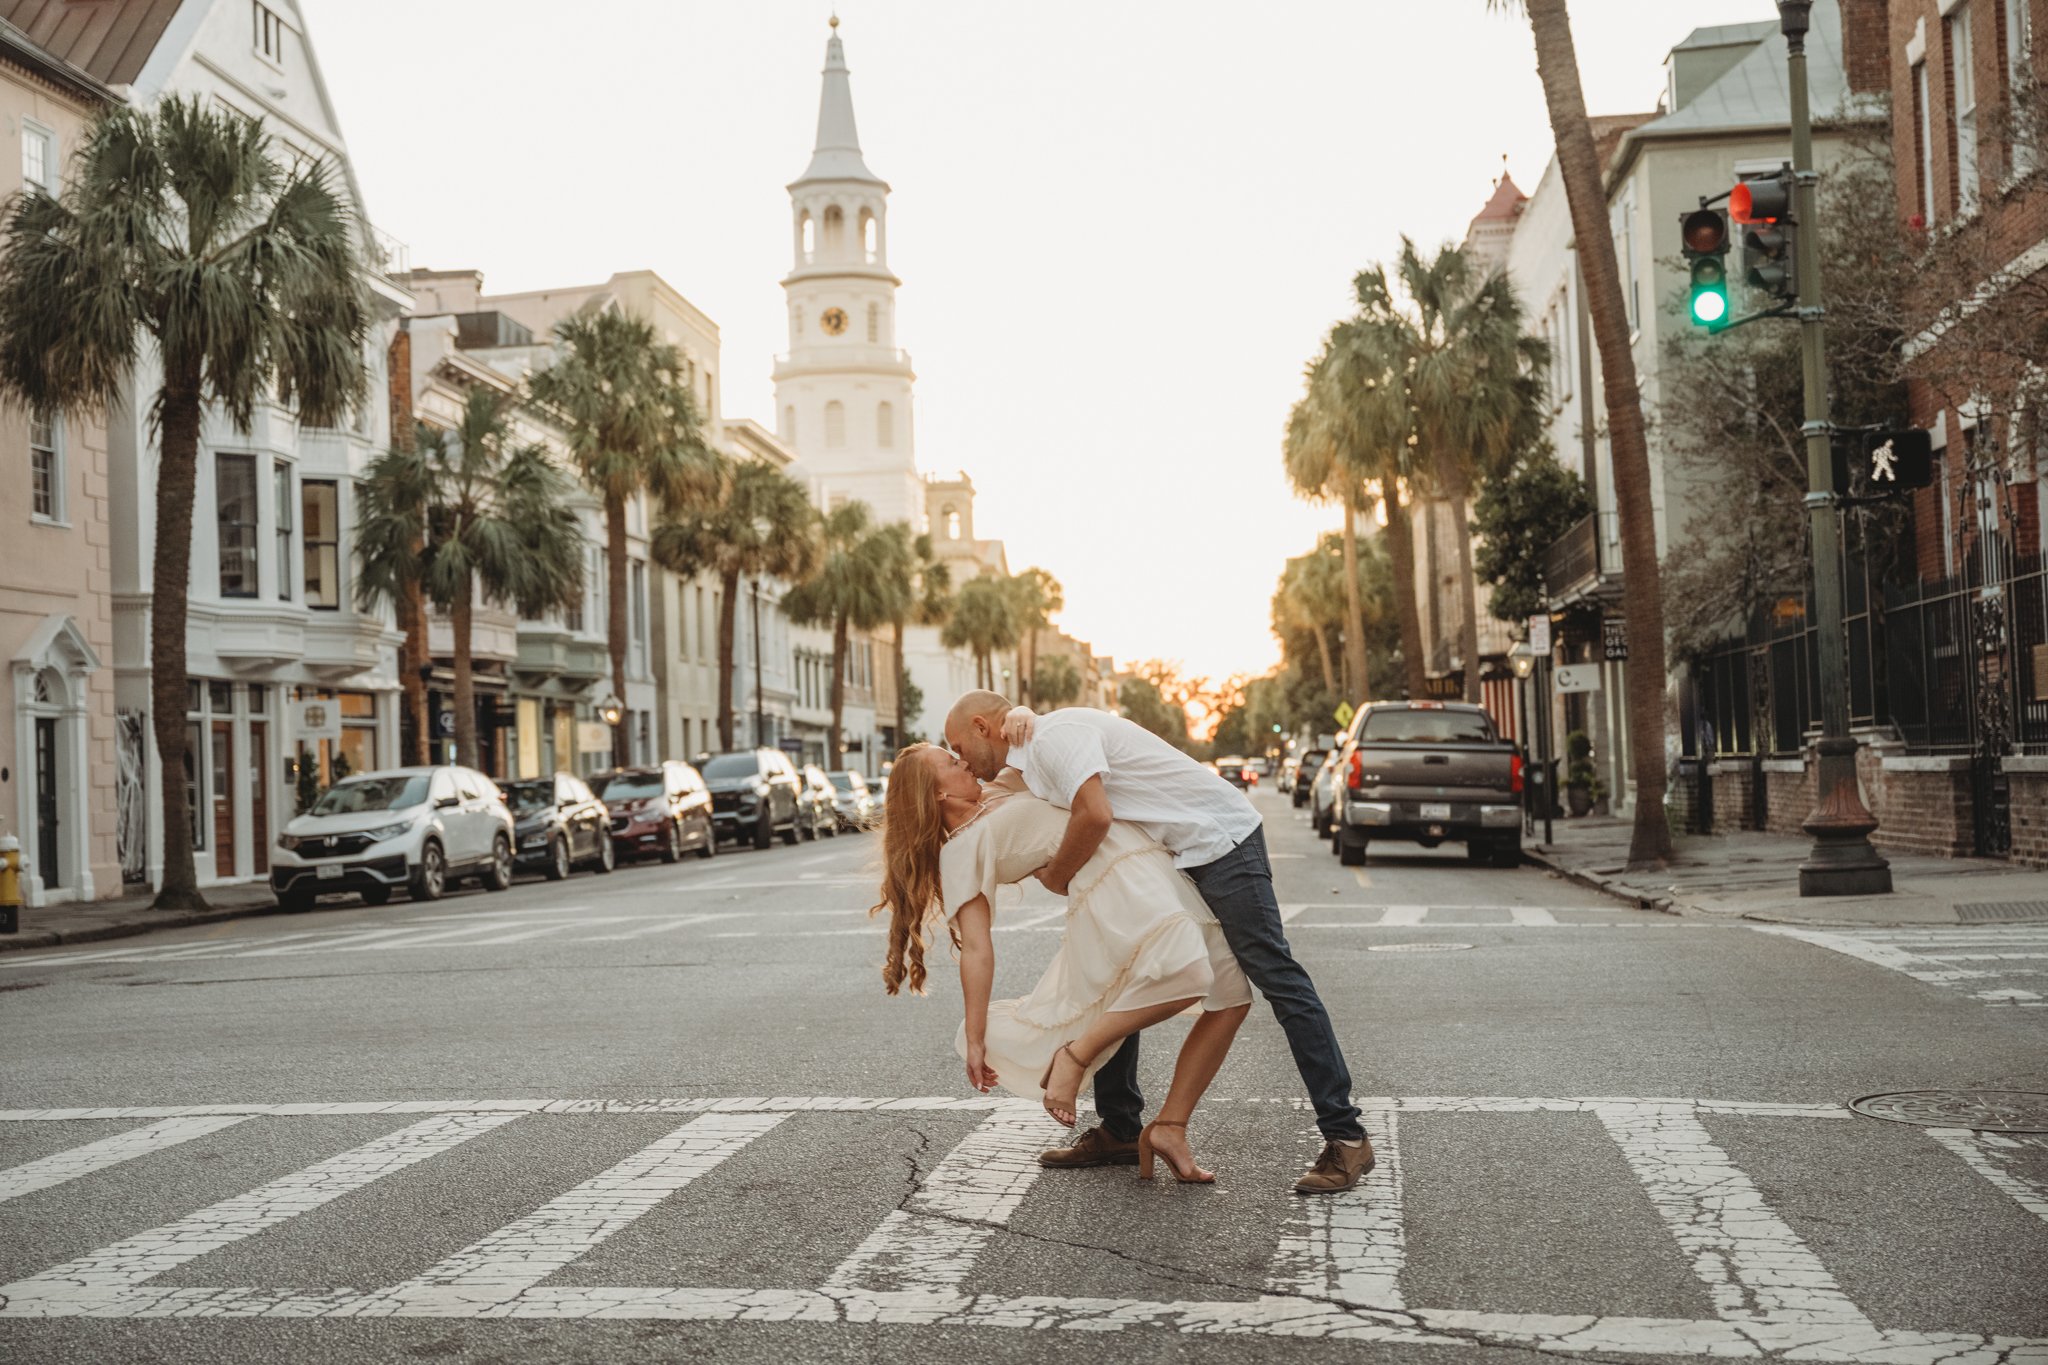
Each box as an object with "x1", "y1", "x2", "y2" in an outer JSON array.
[
  {"x1": 1781, "y1": 0, "x2": 1891, "y2": 896},
  {"x1": 1509, "y1": 643, "x2": 1536, "y2": 839}
]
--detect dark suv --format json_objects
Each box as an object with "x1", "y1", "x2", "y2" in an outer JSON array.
[
  {"x1": 502, "y1": 772, "x2": 615, "y2": 879},
  {"x1": 592, "y1": 761, "x2": 715, "y2": 863},
  {"x1": 701, "y1": 749, "x2": 803, "y2": 849}
]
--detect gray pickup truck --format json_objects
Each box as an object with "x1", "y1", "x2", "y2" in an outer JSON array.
[{"x1": 1329, "y1": 701, "x2": 1523, "y2": 868}]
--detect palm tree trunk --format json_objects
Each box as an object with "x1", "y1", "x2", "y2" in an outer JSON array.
[
  {"x1": 1312, "y1": 623, "x2": 1338, "y2": 696},
  {"x1": 1443, "y1": 463, "x2": 1483, "y2": 704},
  {"x1": 150, "y1": 374, "x2": 207, "y2": 911},
  {"x1": 402, "y1": 576, "x2": 429, "y2": 765},
  {"x1": 1524, "y1": 0, "x2": 1672, "y2": 867},
  {"x1": 892, "y1": 618, "x2": 909, "y2": 744},
  {"x1": 1337, "y1": 489, "x2": 1370, "y2": 703},
  {"x1": 828, "y1": 613, "x2": 849, "y2": 770},
  {"x1": 716, "y1": 569, "x2": 739, "y2": 751},
  {"x1": 452, "y1": 577, "x2": 476, "y2": 769},
  {"x1": 604, "y1": 491, "x2": 631, "y2": 767},
  {"x1": 1380, "y1": 481, "x2": 1429, "y2": 698}
]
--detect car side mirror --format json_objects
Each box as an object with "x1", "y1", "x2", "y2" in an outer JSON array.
[{"x1": 435, "y1": 795, "x2": 459, "y2": 809}]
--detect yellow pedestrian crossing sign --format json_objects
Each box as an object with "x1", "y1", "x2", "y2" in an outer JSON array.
[{"x1": 1334, "y1": 702, "x2": 1355, "y2": 727}]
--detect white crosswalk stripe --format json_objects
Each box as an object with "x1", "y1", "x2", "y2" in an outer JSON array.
[
  {"x1": 0, "y1": 1092, "x2": 2042, "y2": 1360},
  {"x1": 1756, "y1": 925, "x2": 2048, "y2": 1005}
]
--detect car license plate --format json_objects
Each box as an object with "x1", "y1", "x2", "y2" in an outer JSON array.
[
  {"x1": 316, "y1": 863, "x2": 343, "y2": 880},
  {"x1": 1421, "y1": 802, "x2": 1452, "y2": 821}
]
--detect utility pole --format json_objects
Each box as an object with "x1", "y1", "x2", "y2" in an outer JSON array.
[{"x1": 1782, "y1": 0, "x2": 1891, "y2": 896}]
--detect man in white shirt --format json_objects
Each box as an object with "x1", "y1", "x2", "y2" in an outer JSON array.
[{"x1": 944, "y1": 691, "x2": 1372, "y2": 1193}]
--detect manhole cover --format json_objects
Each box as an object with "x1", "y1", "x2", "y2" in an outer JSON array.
[
  {"x1": 1956, "y1": 901, "x2": 2048, "y2": 923},
  {"x1": 1848, "y1": 1090, "x2": 2048, "y2": 1132},
  {"x1": 1367, "y1": 943, "x2": 1474, "y2": 954}
]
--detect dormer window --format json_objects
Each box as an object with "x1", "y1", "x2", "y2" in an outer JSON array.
[{"x1": 253, "y1": 2, "x2": 284, "y2": 65}]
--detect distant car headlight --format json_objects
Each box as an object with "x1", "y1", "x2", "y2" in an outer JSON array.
[{"x1": 364, "y1": 820, "x2": 414, "y2": 843}]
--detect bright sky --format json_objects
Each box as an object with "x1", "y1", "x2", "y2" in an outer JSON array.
[{"x1": 308, "y1": 0, "x2": 1779, "y2": 681}]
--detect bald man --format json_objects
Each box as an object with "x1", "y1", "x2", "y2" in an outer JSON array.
[{"x1": 943, "y1": 691, "x2": 1372, "y2": 1194}]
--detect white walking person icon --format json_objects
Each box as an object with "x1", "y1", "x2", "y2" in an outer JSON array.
[{"x1": 1870, "y1": 438, "x2": 1898, "y2": 482}]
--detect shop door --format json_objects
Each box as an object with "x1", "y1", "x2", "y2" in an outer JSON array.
[
  {"x1": 33, "y1": 717, "x2": 58, "y2": 888},
  {"x1": 212, "y1": 721, "x2": 235, "y2": 878},
  {"x1": 249, "y1": 721, "x2": 270, "y2": 875}
]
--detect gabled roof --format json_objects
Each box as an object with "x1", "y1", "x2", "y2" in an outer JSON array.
[
  {"x1": 0, "y1": 0, "x2": 181, "y2": 86},
  {"x1": 0, "y1": 14, "x2": 117, "y2": 101},
  {"x1": 1671, "y1": 19, "x2": 1779, "y2": 53}
]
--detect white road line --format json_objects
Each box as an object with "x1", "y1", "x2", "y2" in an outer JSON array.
[
  {"x1": 1378, "y1": 906, "x2": 1428, "y2": 926},
  {"x1": 388, "y1": 1112, "x2": 788, "y2": 1308},
  {"x1": 354, "y1": 922, "x2": 582, "y2": 951},
  {"x1": 232, "y1": 926, "x2": 440, "y2": 957},
  {"x1": 1266, "y1": 1099, "x2": 1403, "y2": 1308},
  {"x1": 0, "y1": 1115, "x2": 252, "y2": 1203},
  {"x1": 581, "y1": 914, "x2": 724, "y2": 941},
  {"x1": 1508, "y1": 906, "x2": 1559, "y2": 926},
  {"x1": 0, "y1": 1112, "x2": 517, "y2": 1299},
  {"x1": 1926, "y1": 1128, "x2": 2048, "y2": 1225},
  {"x1": 827, "y1": 1101, "x2": 1057, "y2": 1296},
  {"x1": 460, "y1": 919, "x2": 634, "y2": 946},
  {"x1": 1595, "y1": 1103, "x2": 1873, "y2": 1339}
]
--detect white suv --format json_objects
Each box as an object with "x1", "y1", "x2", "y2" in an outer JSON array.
[{"x1": 271, "y1": 765, "x2": 515, "y2": 909}]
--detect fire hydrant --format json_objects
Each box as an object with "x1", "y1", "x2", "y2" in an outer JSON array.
[{"x1": 0, "y1": 835, "x2": 20, "y2": 934}]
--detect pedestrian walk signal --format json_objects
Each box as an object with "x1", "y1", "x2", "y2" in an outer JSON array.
[
  {"x1": 1830, "y1": 429, "x2": 1935, "y2": 496},
  {"x1": 1681, "y1": 207, "x2": 1730, "y2": 327},
  {"x1": 1732, "y1": 168, "x2": 1797, "y2": 301}
]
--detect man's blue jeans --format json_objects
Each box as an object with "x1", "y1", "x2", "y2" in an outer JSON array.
[{"x1": 1091, "y1": 827, "x2": 1365, "y2": 1143}]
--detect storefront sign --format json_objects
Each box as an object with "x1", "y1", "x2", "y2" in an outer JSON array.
[
  {"x1": 576, "y1": 721, "x2": 613, "y2": 754},
  {"x1": 1555, "y1": 664, "x2": 1603, "y2": 694},
  {"x1": 293, "y1": 698, "x2": 341, "y2": 743},
  {"x1": 1602, "y1": 617, "x2": 1630, "y2": 661},
  {"x1": 1527, "y1": 615, "x2": 1552, "y2": 655}
]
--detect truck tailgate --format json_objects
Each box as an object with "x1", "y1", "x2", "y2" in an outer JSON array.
[{"x1": 1355, "y1": 743, "x2": 1516, "y2": 801}]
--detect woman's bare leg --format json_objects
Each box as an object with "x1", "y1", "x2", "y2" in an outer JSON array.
[
  {"x1": 1043, "y1": 997, "x2": 1201, "y2": 1126},
  {"x1": 1148, "y1": 1003, "x2": 1251, "y2": 1179}
]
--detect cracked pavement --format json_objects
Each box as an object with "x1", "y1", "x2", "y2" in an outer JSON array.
[{"x1": 0, "y1": 788, "x2": 2044, "y2": 1364}]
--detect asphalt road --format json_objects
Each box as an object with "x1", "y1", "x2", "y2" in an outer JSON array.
[{"x1": 1, "y1": 788, "x2": 2044, "y2": 1365}]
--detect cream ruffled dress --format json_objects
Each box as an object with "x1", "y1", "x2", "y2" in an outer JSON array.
[{"x1": 942, "y1": 794, "x2": 1252, "y2": 1101}]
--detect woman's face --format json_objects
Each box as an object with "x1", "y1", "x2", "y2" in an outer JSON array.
[{"x1": 921, "y1": 746, "x2": 983, "y2": 808}]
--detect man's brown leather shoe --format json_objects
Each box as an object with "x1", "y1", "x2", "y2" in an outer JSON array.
[
  {"x1": 1293, "y1": 1137, "x2": 1377, "y2": 1194},
  {"x1": 1039, "y1": 1124, "x2": 1140, "y2": 1168}
]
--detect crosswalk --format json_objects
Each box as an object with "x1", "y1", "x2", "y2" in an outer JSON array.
[
  {"x1": 2, "y1": 1093, "x2": 2043, "y2": 1358},
  {"x1": 1756, "y1": 925, "x2": 2048, "y2": 1006}
]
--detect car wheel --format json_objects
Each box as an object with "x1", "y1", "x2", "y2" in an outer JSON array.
[
  {"x1": 410, "y1": 841, "x2": 446, "y2": 902},
  {"x1": 695, "y1": 816, "x2": 716, "y2": 859},
  {"x1": 360, "y1": 884, "x2": 391, "y2": 907},
  {"x1": 1465, "y1": 841, "x2": 1490, "y2": 864},
  {"x1": 660, "y1": 818, "x2": 684, "y2": 864},
  {"x1": 484, "y1": 834, "x2": 514, "y2": 891},
  {"x1": 1491, "y1": 842, "x2": 1523, "y2": 869},
  {"x1": 545, "y1": 836, "x2": 571, "y2": 881},
  {"x1": 278, "y1": 886, "x2": 316, "y2": 913},
  {"x1": 592, "y1": 832, "x2": 616, "y2": 874},
  {"x1": 779, "y1": 811, "x2": 799, "y2": 846},
  {"x1": 801, "y1": 811, "x2": 818, "y2": 841},
  {"x1": 1339, "y1": 829, "x2": 1368, "y2": 867},
  {"x1": 754, "y1": 813, "x2": 774, "y2": 851}
]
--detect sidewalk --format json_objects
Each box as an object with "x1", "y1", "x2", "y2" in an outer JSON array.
[
  {"x1": 1528, "y1": 816, "x2": 2048, "y2": 926},
  {"x1": 0, "y1": 881, "x2": 283, "y2": 954}
]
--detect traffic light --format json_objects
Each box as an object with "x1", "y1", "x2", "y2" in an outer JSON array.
[
  {"x1": 1732, "y1": 168, "x2": 1797, "y2": 301},
  {"x1": 1830, "y1": 429, "x2": 1936, "y2": 496},
  {"x1": 1681, "y1": 207, "x2": 1730, "y2": 327}
]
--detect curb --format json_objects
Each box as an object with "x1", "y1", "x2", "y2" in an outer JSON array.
[
  {"x1": 1523, "y1": 847, "x2": 1677, "y2": 915},
  {"x1": 0, "y1": 897, "x2": 283, "y2": 955}
]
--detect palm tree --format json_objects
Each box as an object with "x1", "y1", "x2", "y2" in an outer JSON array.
[
  {"x1": 357, "y1": 390, "x2": 584, "y2": 767},
  {"x1": 1276, "y1": 546, "x2": 1343, "y2": 696},
  {"x1": 784, "y1": 501, "x2": 899, "y2": 769},
  {"x1": 1033, "y1": 653, "x2": 1083, "y2": 709},
  {"x1": 529, "y1": 309, "x2": 717, "y2": 766},
  {"x1": 1283, "y1": 378, "x2": 1370, "y2": 701},
  {"x1": 943, "y1": 574, "x2": 1020, "y2": 691},
  {"x1": 1489, "y1": 0, "x2": 1673, "y2": 867},
  {"x1": 1006, "y1": 568, "x2": 1064, "y2": 708},
  {"x1": 649, "y1": 455, "x2": 819, "y2": 751},
  {"x1": 869, "y1": 524, "x2": 952, "y2": 746},
  {"x1": 0, "y1": 98, "x2": 369, "y2": 910}
]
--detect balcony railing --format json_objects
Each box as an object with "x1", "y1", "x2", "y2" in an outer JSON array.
[
  {"x1": 363, "y1": 223, "x2": 410, "y2": 286},
  {"x1": 1542, "y1": 510, "x2": 1622, "y2": 600}
]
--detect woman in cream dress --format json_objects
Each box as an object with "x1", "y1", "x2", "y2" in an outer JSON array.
[{"x1": 874, "y1": 743, "x2": 1252, "y2": 1182}]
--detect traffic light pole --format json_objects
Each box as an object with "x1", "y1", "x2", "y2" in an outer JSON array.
[{"x1": 1783, "y1": 1, "x2": 1891, "y2": 896}]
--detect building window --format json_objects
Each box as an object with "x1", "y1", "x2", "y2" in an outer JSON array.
[
  {"x1": 29, "y1": 414, "x2": 59, "y2": 521},
  {"x1": 630, "y1": 559, "x2": 648, "y2": 675},
  {"x1": 1914, "y1": 62, "x2": 1936, "y2": 224},
  {"x1": 867, "y1": 302, "x2": 880, "y2": 343},
  {"x1": 1951, "y1": 4, "x2": 1980, "y2": 214},
  {"x1": 877, "y1": 401, "x2": 895, "y2": 449},
  {"x1": 302, "y1": 479, "x2": 340, "y2": 609},
  {"x1": 2006, "y1": 0, "x2": 2038, "y2": 176},
  {"x1": 823, "y1": 205, "x2": 844, "y2": 253},
  {"x1": 860, "y1": 209, "x2": 876, "y2": 261},
  {"x1": 800, "y1": 213, "x2": 814, "y2": 260},
  {"x1": 20, "y1": 122, "x2": 53, "y2": 194},
  {"x1": 216, "y1": 453, "x2": 259, "y2": 598},
  {"x1": 273, "y1": 462, "x2": 293, "y2": 601},
  {"x1": 825, "y1": 400, "x2": 846, "y2": 448},
  {"x1": 944, "y1": 507, "x2": 961, "y2": 540},
  {"x1": 1612, "y1": 187, "x2": 1640, "y2": 332},
  {"x1": 253, "y1": 1, "x2": 284, "y2": 62}
]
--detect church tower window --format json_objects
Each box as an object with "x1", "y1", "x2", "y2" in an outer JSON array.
[
  {"x1": 825, "y1": 400, "x2": 846, "y2": 448},
  {"x1": 800, "y1": 214, "x2": 814, "y2": 261},
  {"x1": 860, "y1": 209, "x2": 876, "y2": 262},
  {"x1": 877, "y1": 402, "x2": 894, "y2": 448},
  {"x1": 944, "y1": 507, "x2": 961, "y2": 540},
  {"x1": 867, "y1": 303, "x2": 879, "y2": 342},
  {"x1": 823, "y1": 205, "x2": 844, "y2": 256}
]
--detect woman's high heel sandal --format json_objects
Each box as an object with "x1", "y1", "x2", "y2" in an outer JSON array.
[
  {"x1": 1137, "y1": 1120, "x2": 1215, "y2": 1184},
  {"x1": 1037, "y1": 1043, "x2": 1086, "y2": 1128}
]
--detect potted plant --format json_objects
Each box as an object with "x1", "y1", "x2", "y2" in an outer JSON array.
[{"x1": 1565, "y1": 729, "x2": 1601, "y2": 818}]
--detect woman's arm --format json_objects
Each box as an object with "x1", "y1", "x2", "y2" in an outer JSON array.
[{"x1": 956, "y1": 896, "x2": 998, "y2": 1093}]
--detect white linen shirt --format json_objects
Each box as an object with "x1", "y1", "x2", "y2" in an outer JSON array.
[{"x1": 1010, "y1": 709, "x2": 1260, "y2": 869}]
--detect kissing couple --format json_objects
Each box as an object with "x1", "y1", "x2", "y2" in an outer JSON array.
[{"x1": 871, "y1": 691, "x2": 1375, "y2": 1192}]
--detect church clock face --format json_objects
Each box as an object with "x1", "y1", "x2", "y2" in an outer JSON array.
[{"x1": 820, "y1": 307, "x2": 849, "y2": 336}]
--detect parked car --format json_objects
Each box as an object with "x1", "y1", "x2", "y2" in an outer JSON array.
[
  {"x1": 798, "y1": 765, "x2": 840, "y2": 840},
  {"x1": 1329, "y1": 701, "x2": 1523, "y2": 868},
  {"x1": 272, "y1": 765, "x2": 513, "y2": 909},
  {"x1": 1309, "y1": 751, "x2": 1344, "y2": 840},
  {"x1": 1212, "y1": 756, "x2": 1257, "y2": 789},
  {"x1": 592, "y1": 762, "x2": 716, "y2": 863},
  {"x1": 1291, "y1": 748, "x2": 1329, "y2": 808},
  {"x1": 502, "y1": 772, "x2": 615, "y2": 880},
  {"x1": 702, "y1": 749, "x2": 804, "y2": 848},
  {"x1": 826, "y1": 769, "x2": 877, "y2": 831}
]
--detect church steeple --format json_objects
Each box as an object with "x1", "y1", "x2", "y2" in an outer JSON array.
[{"x1": 794, "y1": 16, "x2": 885, "y2": 188}]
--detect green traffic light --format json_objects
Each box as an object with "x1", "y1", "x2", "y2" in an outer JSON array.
[{"x1": 1691, "y1": 288, "x2": 1728, "y2": 325}]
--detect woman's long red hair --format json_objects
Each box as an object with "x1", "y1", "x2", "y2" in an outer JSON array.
[{"x1": 871, "y1": 743, "x2": 960, "y2": 995}]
